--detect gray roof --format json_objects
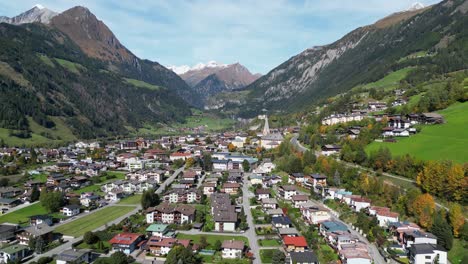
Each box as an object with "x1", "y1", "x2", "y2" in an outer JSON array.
[
  {"x1": 23, "y1": 223, "x2": 53, "y2": 236},
  {"x1": 409, "y1": 243, "x2": 446, "y2": 255},
  {"x1": 290, "y1": 251, "x2": 318, "y2": 264},
  {"x1": 57, "y1": 249, "x2": 92, "y2": 262}
]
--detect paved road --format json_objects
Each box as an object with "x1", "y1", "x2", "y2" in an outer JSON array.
[
  {"x1": 178, "y1": 230, "x2": 247, "y2": 236},
  {"x1": 156, "y1": 167, "x2": 184, "y2": 195},
  {"x1": 242, "y1": 174, "x2": 261, "y2": 264},
  {"x1": 1, "y1": 201, "x2": 39, "y2": 215}
]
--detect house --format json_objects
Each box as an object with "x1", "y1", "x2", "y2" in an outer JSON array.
[
  {"x1": 221, "y1": 183, "x2": 240, "y2": 195},
  {"x1": 146, "y1": 237, "x2": 191, "y2": 256},
  {"x1": 260, "y1": 133, "x2": 284, "y2": 150},
  {"x1": 62, "y1": 205, "x2": 81, "y2": 217},
  {"x1": 109, "y1": 233, "x2": 143, "y2": 254},
  {"x1": 320, "y1": 221, "x2": 348, "y2": 236},
  {"x1": 29, "y1": 215, "x2": 53, "y2": 226},
  {"x1": 212, "y1": 159, "x2": 233, "y2": 171},
  {"x1": 307, "y1": 174, "x2": 327, "y2": 189},
  {"x1": 351, "y1": 197, "x2": 372, "y2": 212},
  {"x1": 0, "y1": 244, "x2": 29, "y2": 263},
  {"x1": 369, "y1": 206, "x2": 399, "y2": 227},
  {"x1": 0, "y1": 224, "x2": 19, "y2": 242},
  {"x1": 300, "y1": 204, "x2": 331, "y2": 224},
  {"x1": 145, "y1": 224, "x2": 172, "y2": 238},
  {"x1": 321, "y1": 145, "x2": 342, "y2": 156},
  {"x1": 250, "y1": 174, "x2": 263, "y2": 185},
  {"x1": 162, "y1": 188, "x2": 201, "y2": 203},
  {"x1": 278, "y1": 185, "x2": 297, "y2": 200},
  {"x1": 211, "y1": 193, "x2": 237, "y2": 232},
  {"x1": 409, "y1": 243, "x2": 447, "y2": 264},
  {"x1": 202, "y1": 183, "x2": 216, "y2": 196},
  {"x1": 266, "y1": 208, "x2": 284, "y2": 217},
  {"x1": 18, "y1": 223, "x2": 54, "y2": 246},
  {"x1": 403, "y1": 230, "x2": 437, "y2": 249},
  {"x1": 289, "y1": 251, "x2": 319, "y2": 264},
  {"x1": 261, "y1": 198, "x2": 278, "y2": 210},
  {"x1": 255, "y1": 189, "x2": 271, "y2": 200},
  {"x1": 0, "y1": 187, "x2": 23, "y2": 198},
  {"x1": 283, "y1": 236, "x2": 308, "y2": 252},
  {"x1": 340, "y1": 243, "x2": 372, "y2": 264},
  {"x1": 221, "y1": 240, "x2": 245, "y2": 259},
  {"x1": 272, "y1": 216, "x2": 292, "y2": 228},
  {"x1": 291, "y1": 195, "x2": 309, "y2": 208},
  {"x1": 145, "y1": 203, "x2": 196, "y2": 224},
  {"x1": 278, "y1": 227, "x2": 300, "y2": 237},
  {"x1": 56, "y1": 249, "x2": 92, "y2": 264},
  {"x1": 169, "y1": 152, "x2": 192, "y2": 161},
  {"x1": 288, "y1": 173, "x2": 305, "y2": 184}
]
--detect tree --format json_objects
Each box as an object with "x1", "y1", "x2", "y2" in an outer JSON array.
[
  {"x1": 141, "y1": 189, "x2": 160, "y2": 210},
  {"x1": 39, "y1": 190, "x2": 63, "y2": 213},
  {"x1": 412, "y1": 193, "x2": 436, "y2": 228},
  {"x1": 84, "y1": 231, "x2": 99, "y2": 245},
  {"x1": 449, "y1": 203, "x2": 465, "y2": 238},
  {"x1": 271, "y1": 250, "x2": 285, "y2": 264},
  {"x1": 0, "y1": 178, "x2": 9, "y2": 187},
  {"x1": 214, "y1": 240, "x2": 222, "y2": 251},
  {"x1": 199, "y1": 236, "x2": 208, "y2": 249},
  {"x1": 202, "y1": 153, "x2": 212, "y2": 171},
  {"x1": 302, "y1": 150, "x2": 316, "y2": 167},
  {"x1": 242, "y1": 159, "x2": 250, "y2": 172},
  {"x1": 35, "y1": 236, "x2": 45, "y2": 254},
  {"x1": 110, "y1": 251, "x2": 131, "y2": 264},
  {"x1": 227, "y1": 143, "x2": 236, "y2": 152},
  {"x1": 431, "y1": 211, "x2": 453, "y2": 250},
  {"x1": 30, "y1": 186, "x2": 40, "y2": 202},
  {"x1": 185, "y1": 158, "x2": 196, "y2": 168},
  {"x1": 166, "y1": 245, "x2": 201, "y2": 264}
]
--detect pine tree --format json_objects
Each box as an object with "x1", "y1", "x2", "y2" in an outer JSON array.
[{"x1": 431, "y1": 212, "x2": 453, "y2": 250}]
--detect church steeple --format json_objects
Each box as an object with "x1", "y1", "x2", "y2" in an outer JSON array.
[{"x1": 262, "y1": 115, "x2": 270, "y2": 135}]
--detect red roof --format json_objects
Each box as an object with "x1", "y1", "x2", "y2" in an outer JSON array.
[
  {"x1": 283, "y1": 236, "x2": 308, "y2": 247},
  {"x1": 171, "y1": 152, "x2": 191, "y2": 157},
  {"x1": 109, "y1": 233, "x2": 141, "y2": 245}
]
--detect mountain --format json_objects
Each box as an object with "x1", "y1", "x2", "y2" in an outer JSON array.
[
  {"x1": 169, "y1": 61, "x2": 261, "y2": 102},
  {"x1": 48, "y1": 6, "x2": 200, "y2": 107},
  {"x1": 227, "y1": 0, "x2": 468, "y2": 117},
  {"x1": 0, "y1": 6, "x2": 197, "y2": 142},
  {"x1": 0, "y1": 5, "x2": 57, "y2": 24}
]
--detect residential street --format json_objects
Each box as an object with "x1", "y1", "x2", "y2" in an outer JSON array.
[
  {"x1": 242, "y1": 174, "x2": 261, "y2": 264},
  {"x1": 156, "y1": 167, "x2": 184, "y2": 194}
]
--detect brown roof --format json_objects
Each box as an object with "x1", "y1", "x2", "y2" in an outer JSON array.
[
  {"x1": 291, "y1": 195, "x2": 309, "y2": 201},
  {"x1": 222, "y1": 240, "x2": 244, "y2": 250},
  {"x1": 223, "y1": 183, "x2": 240, "y2": 188}
]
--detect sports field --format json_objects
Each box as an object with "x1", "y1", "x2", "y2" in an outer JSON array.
[
  {"x1": 55, "y1": 206, "x2": 135, "y2": 237},
  {"x1": 366, "y1": 102, "x2": 468, "y2": 163}
]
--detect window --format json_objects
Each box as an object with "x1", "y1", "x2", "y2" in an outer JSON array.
[{"x1": 425, "y1": 256, "x2": 431, "y2": 259}]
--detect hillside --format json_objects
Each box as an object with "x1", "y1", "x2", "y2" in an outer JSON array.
[
  {"x1": 220, "y1": 0, "x2": 468, "y2": 117},
  {"x1": 366, "y1": 101, "x2": 468, "y2": 163},
  {"x1": 0, "y1": 22, "x2": 191, "y2": 143}
]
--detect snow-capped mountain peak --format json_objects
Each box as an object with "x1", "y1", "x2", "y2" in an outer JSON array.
[
  {"x1": 33, "y1": 4, "x2": 45, "y2": 10},
  {"x1": 167, "y1": 61, "x2": 228, "y2": 74},
  {"x1": 407, "y1": 2, "x2": 425, "y2": 11}
]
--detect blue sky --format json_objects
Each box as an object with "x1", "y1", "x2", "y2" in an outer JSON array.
[{"x1": 0, "y1": 0, "x2": 440, "y2": 74}]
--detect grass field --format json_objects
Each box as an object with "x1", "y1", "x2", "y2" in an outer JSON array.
[
  {"x1": 54, "y1": 58, "x2": 86, "y2": 74},
  {"x1": 258, "y1": 239, "x2": 281, "y2": 247},
  {"x1": 0, "y1": 116, "x2": 76, "y2": 147},
  {"x1": 260, "y1": 249, "x2": 280, "y2": 263},
  {"x1": 0, "y1": 202, "x2": 47, "y2": 224},
  {"x1": 55, "y1": 206, "x2": 135, "y2": 237},
  {"x1": 124, "y1": 78, "x2": 161, "y2": 90},
  {"x1": 448, "y1": 239, "x2": 468, "y2": 264},
  {"x1": 37, "y1": 54, "x2": 55, "y2": 68},
  {"x1": 118, "y1": 194, "x2": 142, "y2": 205},
  {"x1": 366, "y1": 102, "x2": 468, "y2": 163},
  {"x1": 176, "y1": 233, "x2": 249, "y2": 247}
]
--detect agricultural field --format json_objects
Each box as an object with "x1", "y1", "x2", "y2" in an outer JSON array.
[
  {"x1": 124, "y1": 78, "x2": 161, "y2": 90},
  {"x1": 55, "y1": 206, "x2": 136, "y2": 237},
  {"x1": 352, "y1": 67, "x2": 413, "y2": 92},
  {"x1": 366, "y1": 102, "x2": 468, "y2": 163},
  {"x1": 0, "y1": 202, "x2": 46, "y2": 225},
  {"x1": 118, "y1": 194, "x2": 142, "y2": 205}
]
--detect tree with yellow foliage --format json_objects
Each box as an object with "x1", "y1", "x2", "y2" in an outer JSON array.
[
  {"x1": 228, "y1": 143, "x2": 236, "y2": 152},
  {"x1": 185, "y1": 157, "x2": 195, "y2": 168},
  {"x1": 412, "y1": 193, "x2": 436, "y2": 228},
  {"x1": 449, "y1": 203, "x2": 465, "y2": 238}
]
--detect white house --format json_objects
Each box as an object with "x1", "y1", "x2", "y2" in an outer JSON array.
[
  {"x1": 409, "y1": 244, "x2": 447, "y2": 264},
  {"x1": 222, "y1": 240, "x2": 244, "y2": 259},
  {"x1": 62, "y1": 205, "x2": 80, "y2": 217}
]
